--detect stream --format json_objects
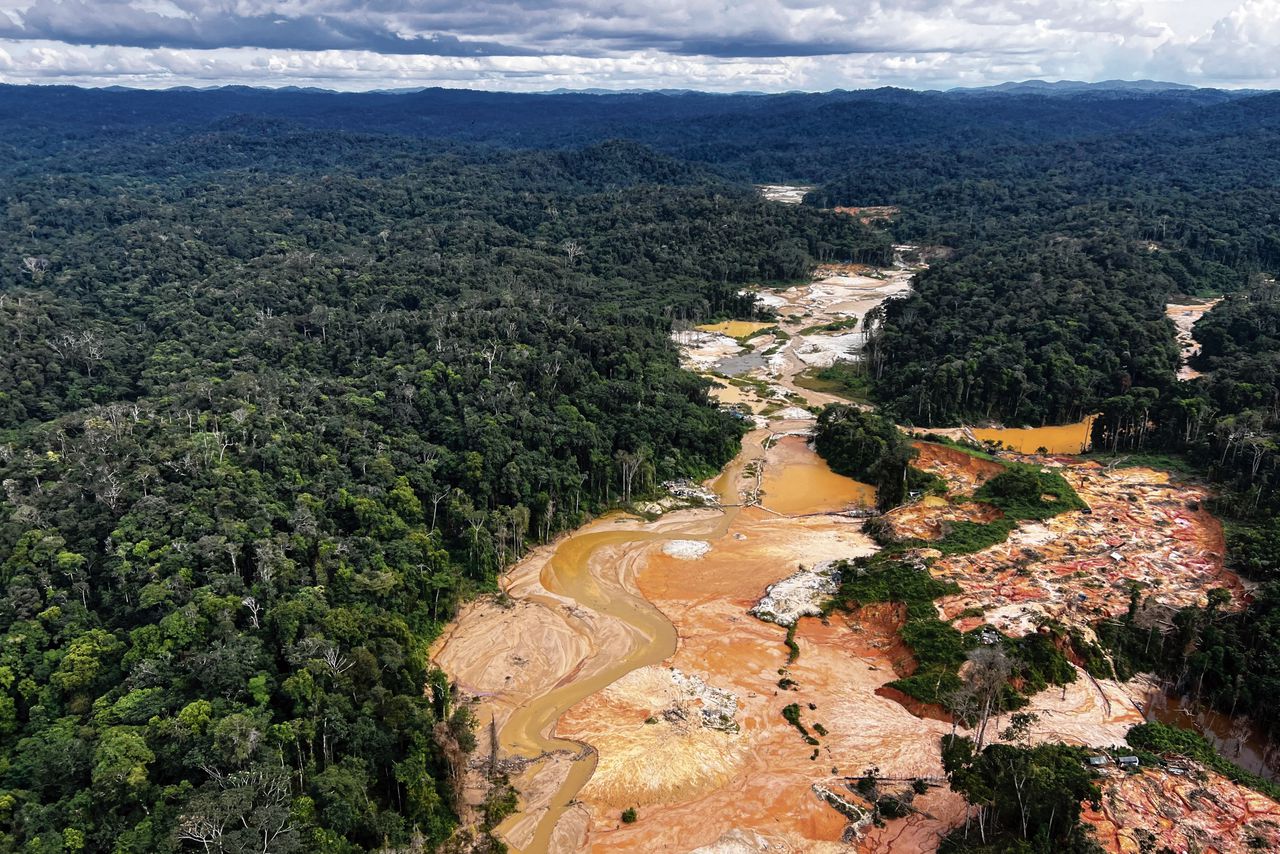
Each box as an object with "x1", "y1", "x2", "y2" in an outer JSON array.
[{"x1": 492, "y1": 454, "x2": 749, "y2": 852}]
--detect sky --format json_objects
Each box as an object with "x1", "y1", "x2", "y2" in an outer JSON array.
[{"x1": 0, "y1": 0, "x2": 1275, "y2": 92}]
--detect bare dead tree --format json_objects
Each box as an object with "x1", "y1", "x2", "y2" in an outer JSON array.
[
  {"x1": 21, "y1": 256, "x2": 49, "y2": 279},
  {"x1": 242, "y1": 596, "x2": 262, "y2": 629}
]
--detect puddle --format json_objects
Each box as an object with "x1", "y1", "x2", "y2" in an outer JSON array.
[
  {"x1": 695, "y1": 320, "x2": 775, "y2": 338},
  {"x1": 716, "y1": 351, "x2": 769, "y2": 377},
  {"x1": 970, "y1": 416, "x2": 1096, "y2": 454}
]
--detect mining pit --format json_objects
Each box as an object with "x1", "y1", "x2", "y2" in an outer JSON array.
[{"x1": 432, "y1": 260, "x2": 1272, "y2": 852}]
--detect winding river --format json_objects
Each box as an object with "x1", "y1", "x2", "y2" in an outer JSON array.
[{"x1": 492, "y1": 446, "x2": 754, "y2": 852}]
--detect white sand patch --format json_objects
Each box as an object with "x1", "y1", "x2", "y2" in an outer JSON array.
[
  {"x1": 672, "y1": 330, "x2": 742, "y2": 372},
  {"x1": 758, "y1": 184, "x2": 812, "y2": 204},
  {"x1": 773, "y1": 406, "x2": 815, "y2": 421},
  {"x1": 750, "y1": 560, "x2": 842, "y2": 627},
  {"x1": 794, "y1": 331, "x2": 866, "y2": 367},
  {"x1": 664, "y1": 539, "x2": 712, "y2": 559}
]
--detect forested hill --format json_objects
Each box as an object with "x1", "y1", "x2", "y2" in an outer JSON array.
[
  {"x1": 817, "y1": 90, "x2": 1280, "y2": 430},
  {"x1": 0, "y1": 83, "x2": 1252, "y2": 181},
  {"x1": 0, "y1": 131, "x2": 885, "y2": 852}
]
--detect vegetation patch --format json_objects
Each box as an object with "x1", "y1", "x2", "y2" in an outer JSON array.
[
  {"x1": 784, "y1": 622, "x2": 800, "y2": 664},
  {"x1": 794, "y1": 364, "x2": 874, "y2": 403},
  {"x1": 781, "y1": 703, "x2": 820, "y2": 745},
  {"x1": 827, "y1": 554, "x2": 968, "y2": 707},
  {"x1": 915, "y1": 434, "x2": 1004, "y2": 463},
  {"x1": 974, "y1": 464, "x2": 1088, "y2": 520},
  {"x1": 828, "y1": 555, "x2": 1079, "y2": 712},
  {"x1": 799, "y1": 317, "x2": 861, "y2": 335},
  {"x1": 873, "y1": 460, "x2": 1088, "y2": 557},
  {"x1": 940, "y1": 735, "x2": 1102, "y2": 853}
]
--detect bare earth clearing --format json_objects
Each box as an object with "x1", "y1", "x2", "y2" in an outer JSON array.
[
  {"x1": 432, "y1": 256, "x2": 1270, "y2": 852},
  {"x1": 1166, "y1": 298, "x2": 1222, "y2": 381}
]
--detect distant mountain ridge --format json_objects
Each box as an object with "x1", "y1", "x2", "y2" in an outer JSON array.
[{"x1": 949, "y1": 78, "x2": 1204, "y2": 94}]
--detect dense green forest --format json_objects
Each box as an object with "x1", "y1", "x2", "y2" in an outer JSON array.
[
  {"x1": 0, "y1": 127, "x2": 886, "y2": 851},
  {"x1": 940, "y1": 734, "x2": 1103, "y2": 854}
]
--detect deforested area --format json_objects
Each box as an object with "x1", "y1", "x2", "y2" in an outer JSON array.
[{"x1": 3, "y1": 77, "x2": 1280, "y2": 854}]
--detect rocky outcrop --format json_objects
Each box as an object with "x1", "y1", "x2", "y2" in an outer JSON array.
[{"x1": 671, "y1": 667, "x2": 739, "y2": 732}]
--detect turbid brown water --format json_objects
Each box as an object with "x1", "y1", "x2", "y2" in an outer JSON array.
[
  {"x1": 695, "y1": 320, "x2": 775, "y2": 338},
  {"x1": 1146, "y1": 691, "x2": 1279, "y2": 782},
  {"x1": 492, "y1": 445, "x2": 752, "y2": 852},
  {"x1": 970, "y1": 416, "x2": 1096, "y2": 454},
  {"x1": 760, "y1": 433, "x2": 876, "y2": 515}
]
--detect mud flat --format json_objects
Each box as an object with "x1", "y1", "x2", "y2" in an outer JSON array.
[
  {"x1": 563, "y1": 515, "x2": 963, "y2": 852},
  {"x1": 433, "y1": 419, "x2": 944, "y2": 852}
]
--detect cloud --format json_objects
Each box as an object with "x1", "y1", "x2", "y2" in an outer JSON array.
[
  {"x1": 0, "y1": 0, "x2": 1174, "y2": 57},
  {"x1": 0, "y1": 0, "x2": 1267, "y2": 90},
  {"x1": 1153, "y1": 0, "x2": 1280, "y2": 83},
  {"x1": 0, "y1": 1, "x2": 539, "y2": 55}
]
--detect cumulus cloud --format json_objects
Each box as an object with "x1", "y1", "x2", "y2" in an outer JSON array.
[
  {"x1": 0, "y1": 0, "x2": 1267, "y2": 90},
  {"x1": 1153, "y1": 0, "x2": 1280, "y2": 83}
]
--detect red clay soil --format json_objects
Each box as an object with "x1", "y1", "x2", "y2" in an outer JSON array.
[
  {"x1": 931, "y1": 460, "x2": 1243, "y2": 637},
  {"x1": 912, "y1": 442, "x2": 1006, "y2": 493},
  {"x1": 873, "y1": 686, "x2": 953, "y2": 724},
  {"x1": 555, "y1": 520, "x2": 958, "y2": 852},
  {"x1": 1084, "y1": 764, "x2": 1280, "y2": 853},
  {"x1": 880, "y1": 496, "x2": 1004, "y2": 542}
]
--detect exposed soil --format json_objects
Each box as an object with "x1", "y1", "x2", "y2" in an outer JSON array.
[
  {"x1": 880, "y1": 495, "x2": 1004, "y2": 542},
  {"x1": 1084, "y1": 764, "x2": 1280, "y2": 853},
  {"x1": 833, "y1": 205, "x2": 901, "y2": 225},
  {"x1": 432, "y1": 260, "x2": 1275, "y2": 853},
  {"x1": 932, "y1": 460, "x2": 1241, "y2": 637},
  {"x1": 911, "y1": 442, "x2": 1006, "y2": 493}
]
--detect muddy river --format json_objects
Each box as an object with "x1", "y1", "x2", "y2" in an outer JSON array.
[{"x1": 489, "y1": 457, "x2": 747, "y2": 852}]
